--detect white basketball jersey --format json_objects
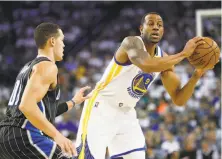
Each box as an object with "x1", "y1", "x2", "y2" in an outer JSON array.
[{"x1": 94, "y1": 36, "x2": 163, "y2": 108}]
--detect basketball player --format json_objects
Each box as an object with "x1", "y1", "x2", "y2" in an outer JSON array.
[
  {"x1": 0, "y1": 22, "x2": 91, "y2": 159},
  {"x1": 75, "y1": 12, "x2": 209, "y2": 159}
]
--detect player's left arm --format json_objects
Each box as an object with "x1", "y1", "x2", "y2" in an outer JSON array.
[
  {"x1": 160, "y1": 52, "x2": 204, "y2": 106},
  {"x1": 56, "y1": 86, "x2": 91, "y2": 116}
]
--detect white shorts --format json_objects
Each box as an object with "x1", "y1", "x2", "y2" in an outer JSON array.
[{"x1": 76, "y1": 98, "x2": 146, "y2": 159}]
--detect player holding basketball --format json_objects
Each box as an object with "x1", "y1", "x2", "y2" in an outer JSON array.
[
  {"x1": 0, "y1": 22, "x2": 91, "y2": 159},
  {"x1": 75, "y1": 12, "x2": 212, "y2": 159}
]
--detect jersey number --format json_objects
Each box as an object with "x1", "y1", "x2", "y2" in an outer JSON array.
[
  {"x1": 8, "y1": 80, "x2": 22, "y2": 106},
  {"x1": 145, "y1": 79, "x2": 150, "y2": 85}
]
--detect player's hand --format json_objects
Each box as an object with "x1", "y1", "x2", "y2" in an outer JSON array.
[
  {"x1": 72, "y1": 86, "x2": 92, "y2": 105},
  {"x1": 193, "y1": 62, "x2": 215, "y2": 78},
  {"x1": 54, "y1": 132, "x2": 77, "y2": 157},
  {"x1": 193, "y1": 67, "x2": 212, "y2": 78},
  {"x1": 182, "y1": 36, "x2": 205, "y2": 57},
  {"x1": 193, "y1": 69, "x2": 205, "y2": 78}
]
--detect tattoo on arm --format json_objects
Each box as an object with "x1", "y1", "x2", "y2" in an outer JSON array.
[{"x1": 120, "y1": 36, "x2": 150, "y2": 65}]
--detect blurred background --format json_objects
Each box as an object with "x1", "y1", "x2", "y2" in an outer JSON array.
[{"x1": 0, "y1": 1, "x2": 221, "y2": 159}]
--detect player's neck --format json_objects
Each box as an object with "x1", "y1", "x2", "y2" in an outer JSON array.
[
  {"x1": 146, "y1": 43, "x2": 157, "y2": 57},
  {"x1": 37, "y1": 48, "x2": 55, "y2": 63},
  {"x1": 141, "y1": 36, "x2": 157, "y2": 57},
  {"x1": 144, "y1": 43, "x2": 157, "y2": 57}
]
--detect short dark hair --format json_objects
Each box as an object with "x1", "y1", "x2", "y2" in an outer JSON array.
[
  {"x1": 34, "y1": 22, "x2": 60, "y2": 49},
  {"x1": 141, "y1": 12, "x2": 162, "y2": 25}
]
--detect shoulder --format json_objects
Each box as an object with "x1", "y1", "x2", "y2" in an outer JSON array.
[
  {"x1": 121, "y1": 36, "x2": 144, "y2": 49},
  {"x1": 34, "y1": 61, "x2": 57, "y2": 74},
  {"x1": 122, "y1": 36, "x2": 138, "y2": 42},
  {"x1": 32, "y1": 61, "x2": 58, "y2": 80}
]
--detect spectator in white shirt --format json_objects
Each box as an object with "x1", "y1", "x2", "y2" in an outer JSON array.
[{"x1": 161, "y1": 131, "x2": 180, "y2": 158}]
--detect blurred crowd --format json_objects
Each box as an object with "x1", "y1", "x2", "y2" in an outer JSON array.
[{"x1": 0, "y1": 1, "x2": 221, "y2": 159}]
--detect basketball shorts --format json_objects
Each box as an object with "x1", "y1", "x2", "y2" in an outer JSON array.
[
  {"x1": 76, "y1": 99, "x2": 146, "y2": 159},
  {"x1": 0, "y1": 126, "x2": 73, "y2": 159}
]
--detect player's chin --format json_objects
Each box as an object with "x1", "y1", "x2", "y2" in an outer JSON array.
[
  {"x1": 151, "y1": 39, "x2": 160, "y2": 43},
  {"x1": 149, "y1": 37, "x2": 160, "y2": 43},
  {"x1": 59, "y1": 56, "x2": 63, "y2": 61},
  {"x1": 59, "y1": 53, "x2": 64, "y2": 61},
  {"x1": 56, "y1": 56, "x2": 63, "y2": 61}
]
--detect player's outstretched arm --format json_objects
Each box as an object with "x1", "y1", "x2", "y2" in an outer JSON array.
[
  {"x1": 19, "y1": 61, "x2": 76, "y2": 157},
  {"x1": 118, "y1": 36, "x2": 205, "y2": 73},
  {"x1": 160, "y1": 53, "x2": 205, "y2": 106}
]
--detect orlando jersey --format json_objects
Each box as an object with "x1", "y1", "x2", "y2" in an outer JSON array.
[{"x1": 0, "y1": 57, "x2": 61, "y2": 134}]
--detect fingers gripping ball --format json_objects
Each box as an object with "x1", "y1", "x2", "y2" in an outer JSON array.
[{"x1": 187, "y1": 37, "x2": 220, "y2": 69}]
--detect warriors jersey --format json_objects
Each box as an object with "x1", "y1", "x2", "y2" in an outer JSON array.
[
  {"x1": 95, "y1": 36, "x2": 163, "y2": 108},
  {"x1": 76, "y1": 36, "x2": 163, "y2": 159}
]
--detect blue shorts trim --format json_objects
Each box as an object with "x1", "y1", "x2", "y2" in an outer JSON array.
[
  {"x1": 22, "y1": 101, "x2": 46, "y2": 134},
  {"x1": 27, "y1": 130, "x2": 56, "y2": 159},
  {"x1": 110, "y1": 147, "x2": 146, "y2": 158}
]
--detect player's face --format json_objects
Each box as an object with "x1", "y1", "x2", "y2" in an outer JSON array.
[
  {"x1": 140, "y1": 14, "x2": 164, "y2": 43},
  {"x1": 53, "y1": 29, "x2": 65, "y2": 61}
]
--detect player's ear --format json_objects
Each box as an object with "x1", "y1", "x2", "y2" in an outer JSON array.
[
  {"x1": 49, "y1": 37, "x2": 55, "y2": 47},
  {"x1": 139, "y1": 25, "x2": 143, "y2": 35}
]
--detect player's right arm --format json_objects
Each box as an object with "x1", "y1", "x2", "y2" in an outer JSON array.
[
  {"x1": 19, "y1": 61, "x2": 76, "y2": 157},
  {"x1": 117, "y1": 36, "x2": 205, "y2": 73}
]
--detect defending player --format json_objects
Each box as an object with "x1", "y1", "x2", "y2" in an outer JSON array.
[
  {"x1": 0, "y1": 22, "x2": 90, "y2": 159},
  {"x1": 75, "y1": 12, "x2": 210, "y2": 159}
]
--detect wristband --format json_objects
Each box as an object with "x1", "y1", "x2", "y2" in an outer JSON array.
[
  {"x1": 56, "y1": 102, "x2": 68, "y2": 116},
  {"x1": 70, "y1": 99, "x2": 76, "y2": 107}
]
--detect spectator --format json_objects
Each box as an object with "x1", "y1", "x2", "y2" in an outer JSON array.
[
  {"x1": 197, "y1": 139, "x2": 219, "y2": 159},
  {"x1": 161, "y1": 131, "x2": 180, "y2": 158}
]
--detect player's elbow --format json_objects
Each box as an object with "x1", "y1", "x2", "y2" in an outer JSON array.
[
  {"x1": 172, "y1": 99, "x2": 185, "y2": 106},
  {"x1": 18, "y1": 104, "x2": 27, "y2": 112},
  {"x1": 174, "y1": 102, "x2": 184, "y2": 107},
  {"x1": 19, "y1": 102, "x2": 32, "y2": 113}
]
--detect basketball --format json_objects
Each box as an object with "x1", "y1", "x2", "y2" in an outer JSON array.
[{"x1": 187, "y1": 37, "x2": 220, "y2": 69}]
